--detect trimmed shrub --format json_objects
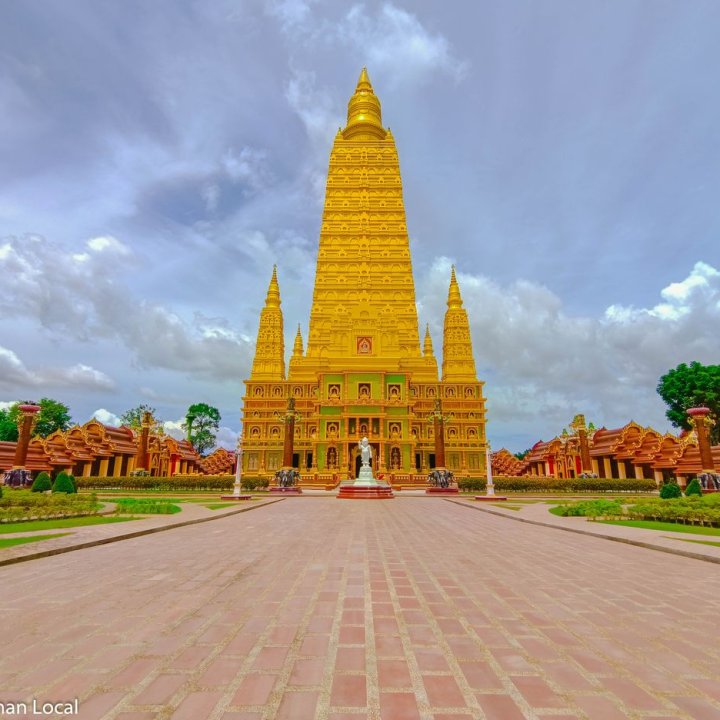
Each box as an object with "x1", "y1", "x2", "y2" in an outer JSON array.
[
  {"x1": 31, "y1": 472, "x2": 52, "y2": 493},
  {"x1": 684, "y1": 478, "x2": 702, "y2": 497},
  {"x1": 76, "y1": 475, "x2": 236, "y2": 491},
  {"x1": 241, "y1": 477, "x2": 270, "y2": 491},
  {"x1": 457, "y1": 476, "x2": 656, "y2": 493},
  {"x1": 52, "y1": 471, "x2": 77, "y2": 494},
  {"x1": 0, "y1": 485, "x2": 3, "y2": 499},
  {"x1": 660, "y1": 481, "x2": 682, "y2": 499}
]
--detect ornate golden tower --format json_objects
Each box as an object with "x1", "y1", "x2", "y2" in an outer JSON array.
[{"x1": 242, "y1": 69, "x2": 487, "y2": 484}]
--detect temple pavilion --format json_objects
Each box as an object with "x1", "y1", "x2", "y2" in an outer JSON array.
[{"x1": 241, "y1": 69, "x2": 488, "y2": 487}]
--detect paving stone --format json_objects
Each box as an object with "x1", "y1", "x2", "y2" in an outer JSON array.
[{"x1": 2, "y1": 498, "x2": 720, "y2": 720}]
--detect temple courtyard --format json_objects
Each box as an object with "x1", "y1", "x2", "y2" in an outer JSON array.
[{"x1": 2, "y1": 498, "x2": 720, "y2": 720}]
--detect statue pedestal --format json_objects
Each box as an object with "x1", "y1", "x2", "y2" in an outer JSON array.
[
  {"x1": 337, "y1": 464, "x2": 394, "y2": 499},
  {"x1": 474, "y1": 495, "x2": 508, "y2": 502},
  {"x1": 220, "y1": 494, "x2": 253, "y2": 501},
  {"x1": 425, "y1": 487, "x2": 459, "y2": 495},
  {"x1": 269, "y1": 486, "x2": 303, "y2": 494}
]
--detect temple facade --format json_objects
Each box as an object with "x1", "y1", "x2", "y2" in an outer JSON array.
[{"x1": 241, "y1": 69, "x2": 488, "y2": 485}]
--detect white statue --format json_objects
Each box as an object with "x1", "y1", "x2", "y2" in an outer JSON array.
[{"x1": 358, "y1": 437, "x2": 372, "y2": 467}]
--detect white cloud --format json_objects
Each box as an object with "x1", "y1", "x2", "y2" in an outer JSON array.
[
  {"x1": 0, "y1": 234, "x2": 255, "y2": 381},
  {"x1": 418, "y1": 258, "x2": 720, "y2": 441},
  {"x1": 215, "y1": 425, "x2": 239, "y2": 451},
  {"x1": 92, "y1": 408, "x2": 122, "y2": 427},
  {"x1": 162, "y1": 417, "x2": 186, "y2": 440},
  {"x1": 0, "y1": 345, "x2": 114, "y2": 392},
  {"x1": 336, "y1": 4, "x2": 469, "y2": 86}
]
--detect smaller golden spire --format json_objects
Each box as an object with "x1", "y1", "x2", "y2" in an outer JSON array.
[
  {"x1": 447, "y1": 265, "x2": 463, "y2": 309},
  {"x1": 265, "y1": 265, "x2": 281, "y2": 308},
  {"x1": 423, "y1": 323, "x2": 435, "y2": 357},
  {"x1": 292, "y1": 324, "x2": 304, "y2": 357}
]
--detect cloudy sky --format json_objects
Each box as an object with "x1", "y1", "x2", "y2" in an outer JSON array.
[{"x1": 1, "y1": 0, "x2": 719, "y2": 452}]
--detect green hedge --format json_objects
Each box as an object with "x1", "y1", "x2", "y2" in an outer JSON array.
[
  {"x1": 458, "y1": 477, "x2": 657, "y2": 493},
  {"x1": 0, "y1": 490, "x2": 100, "y2": 522},
  {"x1": 626, "y1": 495, "x2": 720, "y2": 526},
  {"x1": 76, "y1": 475, "x2": 237, "y2": 491},
  {"x1": 554, "y1": 494, "x2": 720, "y2": 526}
]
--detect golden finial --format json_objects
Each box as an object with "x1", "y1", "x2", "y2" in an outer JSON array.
[
  {"x1": 343, "y1": 67, "x2": 386, "y2": 140},
  {"x1": 265, "y1": 264, "x2": 281, "y2": 308},
  {"x1": 447, "y1": 265, "x2": 463, "y2": 309}
]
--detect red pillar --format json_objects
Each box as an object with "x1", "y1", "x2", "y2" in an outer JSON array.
[
  {"x1": 688, "y1": 407, "x2": 715, "y2": 471},
  {"x1": 13, "y1": 404, "x2": 41, "y2": 468}
]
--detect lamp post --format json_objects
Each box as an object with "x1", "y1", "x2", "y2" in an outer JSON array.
[
  {"x1": 485, "y1": 441, "x2": 494, "y2": 496},
  {"x1": 233, "y1": 432, "x2": 243, "y2": 497}
]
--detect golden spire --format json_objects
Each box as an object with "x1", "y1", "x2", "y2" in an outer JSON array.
[
  {"x1": 343, "y1": 67, "x2": 386, "y2": 140},
  {"x1": 288, "y1": 324, "x2": 304, "y2": 379},
  {"x1": 266, "y1": 264, "x2": 281, "y2": 308},
  {"x1": 448, "y1": 265, "x2": 463, "y2": 309},
  {"x1": 292, "y1": 324, "x2": 304, "y2": 356},
  {"x1": 442, "y1": 266, "x2": 477, "y2": 381},
  {"x1": 423, "y1": 324, "x2": 435, "y2": 357},
  {"x1": 249, "y1": 266, "x2": 285, "y2": 380}
]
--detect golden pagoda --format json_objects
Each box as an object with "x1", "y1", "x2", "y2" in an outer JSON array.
[{"x1": 241, "y1": 69, "x2": 487, "y2": 485}]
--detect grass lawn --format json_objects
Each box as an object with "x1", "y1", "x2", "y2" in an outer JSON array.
[
  {"x1": 0, "y1": 516, "x2": 139, "y2": 534},
  {"x1": 665, "y1": 537, "x2": 720, "y2": 548},
  {"x1": 113, "y1": 498, "x2": 181, "y2": 515},
  {"x1": 601, "y1": 520, "x2": 720, "y2": 536},
  {"x1": 0, "y1": 533, "x2": 72, "y2": 549}
]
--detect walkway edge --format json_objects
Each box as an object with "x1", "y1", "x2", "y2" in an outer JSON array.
[
  {"x1": 0, "y1": 498, "x2": 285, "y2": 568},
  {"x1": 444, "y1": 498, "x2": 720, "y2": 565}
]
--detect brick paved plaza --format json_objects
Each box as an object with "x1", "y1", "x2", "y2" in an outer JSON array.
[{"x1": 2, "y1": 498, "x2": 720, "y2": 720}]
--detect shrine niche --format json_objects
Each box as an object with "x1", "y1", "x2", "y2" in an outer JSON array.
[
  {"x1": 327, "y1": 422, "x2": 339, "y2": 438},
  {"x1": 254, "y1": 387, "x2": 264, "y2": 397},
  {"x1": 358, "y1": 383, "x2": 371, "y2": 400},
  {"x1": 388, "y1": 384, "x2": 401, "y2": 401},
  {"x1": 389, "y1": 423, "x2": 401, "y2": 439},
  {"x1": 356, "y1": 336, "x2": 372, "y2": 354},
  {"x1": 327, "y1": 446, "x2": 338, "y2": 469},
  {"x1": 328, "y1": 384, "x2": 341, "y2": 400},
  {"x1": 390, "y1": 446, "x2": 401, "y2": 469}
]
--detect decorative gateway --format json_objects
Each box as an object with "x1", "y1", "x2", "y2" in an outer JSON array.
[{"x1": 241, "y1": 69, "x2": 488, "y2": 488}]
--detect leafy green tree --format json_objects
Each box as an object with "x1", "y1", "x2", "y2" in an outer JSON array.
[
  {"x1": 5, "y1": 398, "x2": 72, "y2": 439},
  {"x1": 657, "y1": 362, "x2": 720, "y2": 443},
  {"x1": 0, "y1": 408, "x2": 18, "y2": 441},
  {"x1": 513, "y1": 448, "x2": 531, "y2": 461},
  {"x1": 120, "y1": 404, "x2": 158, "y2": 430},
  {"x1": 182, "y1": 403, "x2": 221, "y2": 456}
]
